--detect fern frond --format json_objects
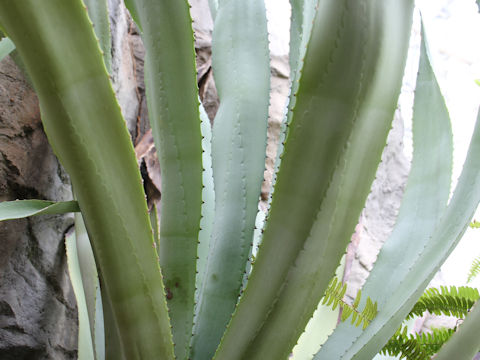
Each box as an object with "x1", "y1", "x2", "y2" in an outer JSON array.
[
  {"x1": 467, "y1": 257, "x2": 480, "y2": 283},
  {"x1": 406, "y1": 286, "x2": 479, "y2": 320},
  {"x1": 381, "y1": 326, "x2": 455, "y2": 360},
  {"x1": 322, "y1": 277, "x2": 378, "y2": 329}
]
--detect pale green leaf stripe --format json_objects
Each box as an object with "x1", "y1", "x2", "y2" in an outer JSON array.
[
  {"x1": 123, "y1": 1, "x2": 203, "y2": 358},
  {"x1": 191, "y1": 0, "x2": 270, "y2": 358},
  {"x1": 435, "y1": 300, "x2": 480, "y2": 360},
  {"x1": 288, "y1": 0, "x2": 317, "y2": 84},
  {"x1": 0, "y1": 36, "x2": 14, "y2": 61},
  {"x1": 65, "y1": 228, "x2": 95, "y2": 360},
  {"x1": 0, "y1": 1, "x2": 174, "y2": 358},
  {"x1": 0, "y1": 200, "x2": 80, "y2": 221},
  {"x1": 292, "y1": 257, "x2": 346, "y2": 360},
  {"x1": 75, "y1": 213, "x2": 105, "y2": 360},
  {"x1": 315, "y1": 24, "x2": 454, "y2": 359},
  {"x1": 149, "y1": 203, "x2": 160, "y2": 252},
  {"x1": 215, "y1": 1, "x2": 414, "y2": 359},
  {"x1": 84, "y1": 0, "x2": 112, "y2": 72}
]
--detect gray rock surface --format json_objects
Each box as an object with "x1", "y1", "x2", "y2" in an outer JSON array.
[
  {"x1": 0, "y1": 57, "x2": 77, "y2": 359},
  {"x1": 109, "y1": 0, "x2": 140, "y2": 140}
]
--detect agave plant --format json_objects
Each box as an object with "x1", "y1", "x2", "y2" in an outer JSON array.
[{"x1": 0, "y1": 0, "x2": 479, "y2": 359}]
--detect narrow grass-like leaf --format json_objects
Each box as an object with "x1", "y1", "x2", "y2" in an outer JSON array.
[
  {"x1": 65, "y1": 228, "x2": 95, "y2": 360},
  {"x1": 75, "y1": 213, "x2": 105, "y2": 360},
  {"x1": 122, "y1": 1, "x2": 203, "y2": 357},
  {"x1": 0, "y1": 200, "x2": 80, "y2": 220},
  {"x1": 0, "y1": 2, "x2": 174, "y2": 358},
  {"x1": 315, "y1": 23, "x2": 455, "y2": 359},
  {"x1": 191, "y1": 1, "x2": 270, "y2": 358},
  {"x1": 149, "y1": 204, "x2": 160, "y2": 252},
  {"x1": 214, "y1": 1, "x2": 414, "y2": 359},
  {"x1": 84, "y1": 0, "x2": 112, "y2": 72},
  {"x1": 0, "y1": 36, "x2": 14, "y2": 61},
  {"x1": 434, "y1": 300, "x2": 480, "y2": 360}
]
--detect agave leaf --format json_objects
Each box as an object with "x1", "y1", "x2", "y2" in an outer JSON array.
[
  {"x1": 0, "y1": 200, "x2": 80, "y2": 220},
  {"x1": 291, "y1": 257, "x2": 346, "y2": 360},
  {"x1": 191, "y1": 0, "x2": 270, "y2": 357},
  {"x1": 315, "y1": 23, "x2": 455, "y2": 359},
  {"x1": 122, "y1": 1, "x2": 203, "y2": 357},
  {"x1": 65, "y1": 228, "x2": 95, "y2": 360},
  {"x1": 319, "y1": 104, "x2": 480, "y2": 359},
  {"x1": 102, "y1": 287, "x2": 126, "y2": 360},
  {"x1": 214, "y1": 1, "x2": 414, "y2": 359},
  {"x1": 273, "y1": 0, "x2": 317, "y2": 184},
  {"x1": 0, "y1": 36, "x2": 14, "y2": 61},
  {"x1": 83, "y1": 0, "x2": 111, "y2": 72},
  {"x1": 0, "y1": 1, "x2": 174, "y2": 358},
  {"x1": 195, "y1": 103, "x2": 215, "y2": 302},
  {"x1": 289, "y1": 0, "x2": 317, "y2": 80},
  {"x1": 434, "y1": 300, "x2": 480, "y2": 360}
]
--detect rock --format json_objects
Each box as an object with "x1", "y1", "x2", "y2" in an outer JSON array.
[
  {"x1": 0, "y1": 57, "x2": 77, "y2": 359},
  {"x1": 108, "y1": 0, "x2": 140, "y2": 140}
]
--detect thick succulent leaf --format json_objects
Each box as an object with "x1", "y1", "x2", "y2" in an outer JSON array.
[
  {"x1": 123, "y1": 1, "x2": 203, "y2": 357},
  {"x1": 291, "y1": 257, "x2": 346, "y2": 360},
  {"x1": 191, "y1": 1, "x2": 270, "y2": 358},
  {"x1": 434, "y1": 300, "x2": 480, "y2": 360},
  {"x1": 75, "y1": 213, "x2": 105, "y2": 360},
  {"x1": 0, "y1": 36, "x2": 14, "y2": 61},
  {"x1": 315, "y1": 24, "x2": 454, "y2": 359},
  {"x1": 65, "y1": 228, "x2": 95, "y2": 360},
  {"x1": 274, "y1": 0, "x2": 317, "y2": 177},
  {"x1": 0, "y1": 2, "x2": 174, "y2": 358},
  {"x1": 0, "y1": 200, "x2": 80, "y2": 220},
  {"x1": 83, "y1": 0, "x2": 112, "y2": 72},
  {"x1": 214, "y1": 1, "x2": 414, "y2": 359},
  {"x1": 195, "y1": 103, "x2": 215, "y2": 302},
  {"x1": 288, "y1": 0, "x2": 317, "y2": 84},
  {"x1": 102, "y1": 288, "x2": 126, "y2": 360},
  {"x1": 318, "y1": 110, "x2": 480, "y2": 359}
]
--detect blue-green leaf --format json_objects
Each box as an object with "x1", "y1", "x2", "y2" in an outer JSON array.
[{"x1": 315, "y1": 21, "x2": 455, "y2": 360}]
